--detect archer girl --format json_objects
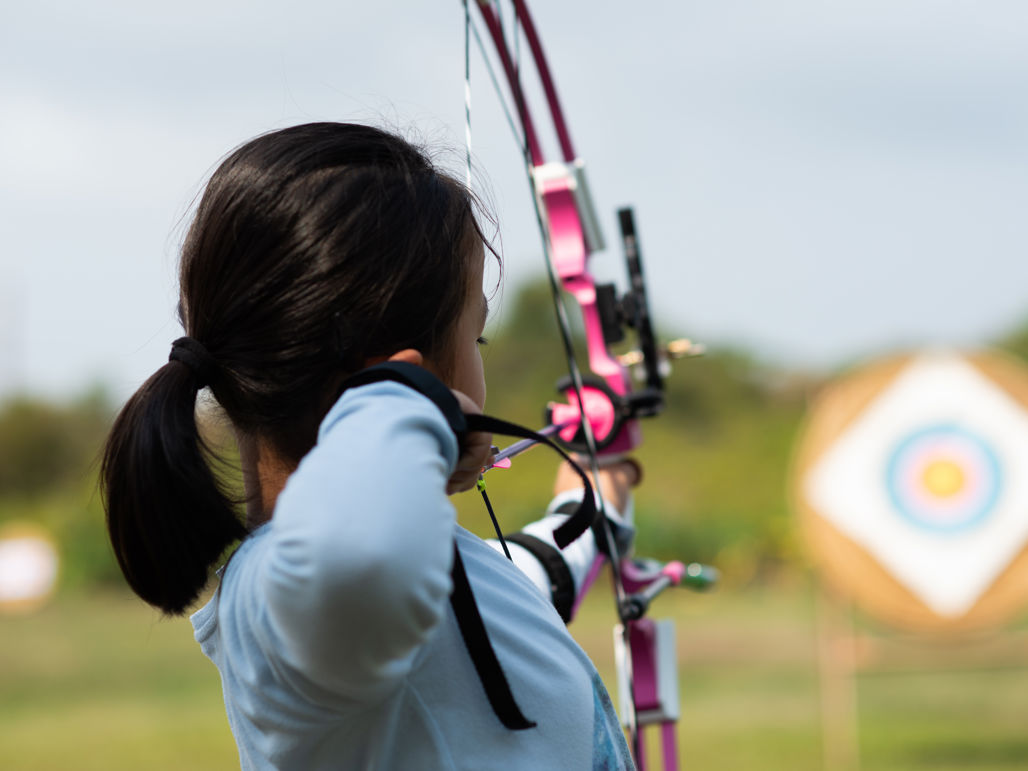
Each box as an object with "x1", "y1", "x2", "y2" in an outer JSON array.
[{"x1": 102, "y1": 122, "x2": 639, "y2": 770}]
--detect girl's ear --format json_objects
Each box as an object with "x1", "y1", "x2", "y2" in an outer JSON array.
[
  {"x1": 362, "y1": 348, "x2": 425, "y2": 369},
  {"x1": 386, "y1": 348, "x2": 425, "y2": 367},
  {"x1": 384, "y1": 349, "x2": 423, "y2": 368},
  {"x1": 366, "y1": 349, "x2": 445, "y2": 383}
]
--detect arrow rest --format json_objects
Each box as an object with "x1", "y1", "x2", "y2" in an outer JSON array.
[{"x1": 546, "y1": 375, "x2": 664, "y2": 454}]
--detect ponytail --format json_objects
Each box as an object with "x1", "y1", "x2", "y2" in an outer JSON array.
[
  {"x1": 101, "y1": 360, "x2": 246, "y2": 615},
  {"x1": 102, "y1": 122, "x2": 494, "y2": 613}
]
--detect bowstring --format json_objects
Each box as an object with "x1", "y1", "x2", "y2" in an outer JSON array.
[
  {"x1": 465, "y1": 2, "x2": 638, "y2": 744},
  {"x1": 467, "y1": 9, "x2": 525, "y2": 160},
  {"x1": 464, "y1": 1, "x2": 625, "y2": 575},
  {"x1": 501, "y1": 0, "x2": 628, "y2": 600},
  {"x1": 503, "y1": 2, "x2": 637, "y2": 743},
  {"x1": 463, "y1": 0, "x2": 473, "y2": 188}
]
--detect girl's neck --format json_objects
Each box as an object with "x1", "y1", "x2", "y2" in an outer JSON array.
[{"x1": 237, "y1": 432, "x2": 294, "y2": 530}]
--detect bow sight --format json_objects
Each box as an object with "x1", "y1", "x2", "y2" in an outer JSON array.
[{"x1": 545, "y1": 207, "x2": 702, "y2": 454}]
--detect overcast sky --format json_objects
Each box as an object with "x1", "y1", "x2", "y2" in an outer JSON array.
[{"x1": 2, "y1": 1, "x2": 1027, "y2": 400}]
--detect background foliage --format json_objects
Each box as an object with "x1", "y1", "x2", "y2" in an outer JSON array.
[
  {"x1": 0, "y1": 278, "x2": 815, "y2": 591},
  {"x1": 3, "y1": 280, "x2": 1028, "y2": 593}
]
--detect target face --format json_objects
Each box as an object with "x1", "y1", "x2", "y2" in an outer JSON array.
[
  {"x1": 804, "y1": 353, "x2": 1028, "y2": 618},
  {"x1": 885, "y1": 424, "x2": 1002, "y2": 534}
]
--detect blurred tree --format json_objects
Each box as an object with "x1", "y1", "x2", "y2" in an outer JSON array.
[
  {"x1": 461, "y1": 276, "x2": 813, "y2": 583},
  {"x1": 997, "y1": 316, "x2": 1028, "y2": 361},
  {"x1": 0, "y1": 276, "x2": 880, "y2": 592},
  {"x1": 0, "y1": 386, "x2": 120, "y2": 589},
  {"x1": 0, "y1": 387, "x2": 113, "y2": 497}
]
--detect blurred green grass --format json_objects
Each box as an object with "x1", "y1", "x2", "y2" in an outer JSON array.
[
  {"x1": 3, "y1": 581, "x2": 1026, "y2": 770},
  {"x1": 0, "y1": 591, "x2": 236, "y2": 770}
]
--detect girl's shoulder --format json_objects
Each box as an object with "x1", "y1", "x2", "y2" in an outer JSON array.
[{"x1": 190, "y1": 523, "x2": 272, "y2": 647}]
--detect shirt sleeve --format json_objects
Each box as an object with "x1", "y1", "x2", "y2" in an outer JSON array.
[{"x1": 256, "y1": 381, "x2": 460, "y2": 700}]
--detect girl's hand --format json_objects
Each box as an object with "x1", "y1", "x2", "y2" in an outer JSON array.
[{"x1": 447, "y1": 389, "x2": 493, "y2": 495}]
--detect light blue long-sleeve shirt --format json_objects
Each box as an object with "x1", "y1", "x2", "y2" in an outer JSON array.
[{"x1": 191, "y1": 381, "x2": 634, "y2": 770}]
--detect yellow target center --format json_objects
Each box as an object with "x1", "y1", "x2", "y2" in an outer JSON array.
[{"x1": 921, "y1": 459, "x2": 965, "y2": 498}]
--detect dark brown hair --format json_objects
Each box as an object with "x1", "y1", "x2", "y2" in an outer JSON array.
[{"x1": 102, "y1": 123, "x2": 489, "y2": 614}]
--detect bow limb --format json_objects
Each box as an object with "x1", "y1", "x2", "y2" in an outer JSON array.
[
  {"x1": 468, "y1": 0, "x2": 646, "y2": 753},
  {"x1": 471, "y1": 1, "x2": 650, "y2": 456}
]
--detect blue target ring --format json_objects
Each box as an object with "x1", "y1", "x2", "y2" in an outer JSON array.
[{"x1": 885, "y1": 424, "x2": 1003, "y2": 535}]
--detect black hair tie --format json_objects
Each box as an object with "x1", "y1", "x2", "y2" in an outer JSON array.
[{"x1": 169, "y1": 337, "x2": 217, "y2": 387}]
